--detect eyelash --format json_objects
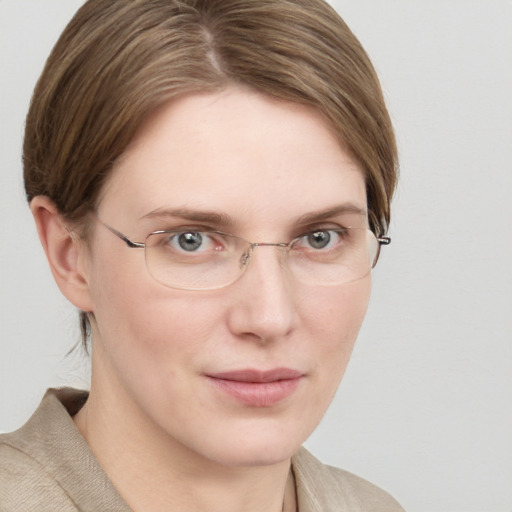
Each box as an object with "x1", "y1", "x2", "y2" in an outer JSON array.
[
  {"x1": 154, "y1": 223, "x2": 348, "y2": 237},
  {"x1": 152, "y1": 224, "x2": 217, "y2": 235},
  {"x1": 296, "y1": 224, "x2": 348, "y2": 238}
]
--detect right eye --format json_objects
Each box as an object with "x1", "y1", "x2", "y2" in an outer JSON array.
[
  {"x1": 176, "y1": 232, "x2": 204, "y2": 252},
  {"x1": 166, "y1": 231, "x2": 217, "y2": 253}
]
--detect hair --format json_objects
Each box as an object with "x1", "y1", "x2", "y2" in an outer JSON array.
[{"x1": 23, "y1": 0, "x2": 398, "y2": 345}]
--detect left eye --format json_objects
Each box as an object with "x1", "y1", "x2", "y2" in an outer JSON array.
[{"x1": 300, "y1": 230, "x2": 340, "y2": 250}]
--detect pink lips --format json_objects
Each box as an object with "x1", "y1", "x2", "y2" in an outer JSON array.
[{"x1": 206, "y1": 368, "x2": 304, "y2": 407}]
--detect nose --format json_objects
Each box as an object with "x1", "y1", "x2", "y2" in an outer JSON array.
[{"x1": 226, "y1": 245, "x2": 299, "y2": 342}]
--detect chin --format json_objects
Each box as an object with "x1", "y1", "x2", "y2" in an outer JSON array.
[
  {"x1": 207, "y1": 442, "x2": 298, "y2": 469},
  {"x1": 194, "y1": 419, "x2": 311, "y2": 469}
]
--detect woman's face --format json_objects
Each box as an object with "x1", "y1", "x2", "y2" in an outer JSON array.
[{"x1": 84, "y1": 87, "x2": 371, "y2": 467}]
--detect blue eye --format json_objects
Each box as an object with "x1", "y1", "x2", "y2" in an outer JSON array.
[
  {"x1": 177, "y1": 232, "x2": 203, "y2": 252},
  {"x1": 163, "y1": 231, "x2": 224, "y2": 254},
  {"x1": 307, "y1": 231, "x2": 332, "y2": 249},
  {"x1": 301, "y1": 230, "x2": 343, "y2": 250}
]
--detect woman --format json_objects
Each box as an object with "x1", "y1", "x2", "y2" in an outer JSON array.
[{"x1": 0, "y1": 0, "x2": 402, "y2": 510}]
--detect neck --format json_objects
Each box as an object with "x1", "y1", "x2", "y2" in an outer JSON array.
[{"x1": 73, "y1": 365, "x2": 297, "y2": 512}]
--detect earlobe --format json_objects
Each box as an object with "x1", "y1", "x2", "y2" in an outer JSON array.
[{"x1": 30, "y1": 196, "x2": 94, "y2": 313}]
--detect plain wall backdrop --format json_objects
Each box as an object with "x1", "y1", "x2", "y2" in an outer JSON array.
[{"x1": 1, "y1": 1, "x2": 511, "y2": 511}]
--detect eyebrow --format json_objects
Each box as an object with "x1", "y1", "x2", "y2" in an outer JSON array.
[
  {"x1": 140, "y1": 207, "x2": 235, "y2": 228},
  {"x1": 140, "y1": 203, "x2": 367, "y2": 229},
  {"x1": 296, "y1": 204, "x2": 367, "y2": 225}
]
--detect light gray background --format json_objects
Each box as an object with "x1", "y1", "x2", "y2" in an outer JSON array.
[{"x1": 1, "y1": 1, "x2": 511, "y2": 511}]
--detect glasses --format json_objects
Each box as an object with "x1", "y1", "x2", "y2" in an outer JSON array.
[{"x1": 95, "y1": 217, "x2": 390, "y2": 290}]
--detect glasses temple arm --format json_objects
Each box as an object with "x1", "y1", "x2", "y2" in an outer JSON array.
[
  {"x1": 377, "y1": 236, "x2": 391, "y2": 246},
  {"x1": 97, "y1": 218, "x2": 145, "y2": 248}
]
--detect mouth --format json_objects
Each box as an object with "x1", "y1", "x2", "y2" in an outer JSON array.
[{"x1": 205, "y1": 368, "x2": 304, "y2": 407}]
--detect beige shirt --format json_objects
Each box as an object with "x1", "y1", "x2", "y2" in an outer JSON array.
[{"x1": 0, "y1": 389, "x2": 405, "y2": 511}]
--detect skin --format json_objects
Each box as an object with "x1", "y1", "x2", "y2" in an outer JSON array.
[{"x1": 32, "y1": 87, "x2": 372, "y2": 512}]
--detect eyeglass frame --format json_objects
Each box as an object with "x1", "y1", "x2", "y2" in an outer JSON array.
[{"x1": 93, "y1": 215, "x2": 391, "y2": 290}]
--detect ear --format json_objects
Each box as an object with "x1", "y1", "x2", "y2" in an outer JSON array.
[{"x1": 30, "y1": 196, "x2": 94, "y2": 313}]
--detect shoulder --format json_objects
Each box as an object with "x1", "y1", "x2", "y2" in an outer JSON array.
[
  {"x1": 0, "y1": 388, "x2": 130, "y2": 512},
  {"x1": 292, "y1": 447, "x2": 405, "y2": 512},
  {"x1": 0, "y1": 432, "x2": 77, "y2": 511}
]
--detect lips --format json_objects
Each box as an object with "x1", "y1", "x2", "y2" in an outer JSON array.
[
  {"x1": 210, "y1": 368, "x2": 303, "y2": 383},
  {"x1": 206, "y1": 368, "x2": 304, "y2": 407}
]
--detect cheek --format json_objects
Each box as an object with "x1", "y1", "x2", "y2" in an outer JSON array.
[
  {"x1": 88, "y1": 250, "x2": 223, "y2": 367},
  {"x1": 303, "y1": 277, "x2": 371, "y2": 386},
  {"x1": 308, "y1": 275, "x2": 370, "y2": 341}
]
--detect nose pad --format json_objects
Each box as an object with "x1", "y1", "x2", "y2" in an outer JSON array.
[
  {"x1": 239, "y1": 243, "x2": 289, "y2": 273},
  {"x1": 239, "y1": 247, "x2": 252, "y2": 269}
]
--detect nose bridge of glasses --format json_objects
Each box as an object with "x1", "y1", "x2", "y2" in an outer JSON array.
[
  {"x1": 251, "y1": 241, "x2": 289, "y2": 249},
  {"x1": 240, "y1": 241, "x2": 290, "y2": 268}
]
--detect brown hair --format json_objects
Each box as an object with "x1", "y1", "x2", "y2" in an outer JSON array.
[{"x1": 23, "y1": 0, "x2": 398, "y2": 343}]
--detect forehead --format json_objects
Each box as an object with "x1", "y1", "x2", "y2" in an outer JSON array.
[{"x1": 99, "y1": 87, "x2": 366, "y2": 229}]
